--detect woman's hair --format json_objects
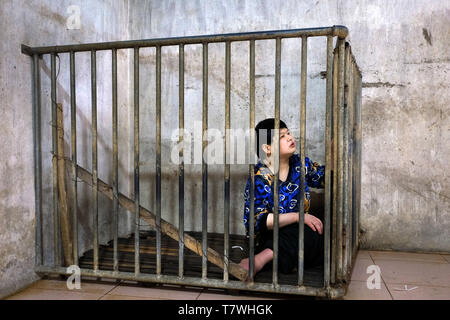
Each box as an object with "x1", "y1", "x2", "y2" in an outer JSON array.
[{"x1": 255, "y1": 118, "x2": 288, "y2": 159}]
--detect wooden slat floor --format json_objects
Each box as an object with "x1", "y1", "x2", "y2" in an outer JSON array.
[{"x1": 79, "y1": 231, "x2": 324, "y2": 288}]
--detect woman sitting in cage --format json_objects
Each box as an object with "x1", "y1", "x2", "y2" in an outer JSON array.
[{"x1": 239, "y1": 118, "x2": 325, "y2": 278}]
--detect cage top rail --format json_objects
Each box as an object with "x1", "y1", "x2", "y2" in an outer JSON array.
[{"x1": 21, "y1": 25, "x2": 348, "y2": 56}]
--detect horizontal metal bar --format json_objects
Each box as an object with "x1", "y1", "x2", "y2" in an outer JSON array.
[
  {"x1": 35, "y1": 265, "x2": 346, "y2": 298},
  {"x1": 21, "y1": 26, "x2": 348, "y2": 55}
]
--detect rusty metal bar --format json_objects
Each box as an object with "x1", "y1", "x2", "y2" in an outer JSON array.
[
  {"x1": 112, "y1": 48, "x2": 119, "y2": 273},
  {"x1": 33, "y1": 54, "x2": 43, "y2": 267},
  {"x1": 156, "y1": 45, "x2": 162, "y2": 276},
  {"x1": 51, "y1": 53, "x2": 60, "y2": 267},
  {"x1": 354, "y1": 65, "x2": 363, "y2": 257},
  {"x1": 331, "y1": 47, "x2": 339, "y2": 284},
  {"x1": 36, "y1": 265, "x2": 346, "y2": 298},
  {"x1": 342, "y1": 44, "x2": 350, "y2": 276},
  {"x1": 202, "y1": 42, "x2": 209, "y2": 280},
  {"x1": 224, "y1": 41, "x2": 231, "y2": 282},
  {"x1": 351, "y1": 61, "x2": 357, "y2": 259},
  {"x1": 336, "y1": 39, "x2": 345, "y2": 282},
  {"x1": 248, "y1": 39, "x2": 256, "y2": 283},
  {"x1": 21, "y1": 26, "x2": 348, "y2": 55},
  {"x1": 134, "y1": 47, "x2": 141, "y2": 276},
  {"x1": 178, "y1": 44, "x2": 185, "y2": 279},
  {"x1": 70, "y1": 51, "x2": 78, "y2": 266},
  {"x1": 298, "y1": 36, "x2": 307, "y2": 286},
  {"x1": 272, "y1": 37, "x2": 281, "y2": 285},
  {"x1": 346, "y1": 50, "x2": 355, "y2": 277},
  {"x1": 91, "y1": 50, "x2": 99, "y2": 272},
  {"x1": 323, "y1": 36, "x2": 333, "y2": 287}
]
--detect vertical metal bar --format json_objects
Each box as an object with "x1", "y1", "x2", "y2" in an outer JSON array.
[
  {"x1": 355, "y1": 67, "x2": 362, "y2": 256},
  {"x1": 323, "y1": 36, "x2": 333, "y2": 287},
  {"x1": 331, "y1": 46, "x2": 339, "y2": 285},
  {"x1": 224, "y1": 41, "x2": 231, "y2": 282},
  {"x1": 336, "y1": 39, "x2": 345, "y2": 282},
  {"x1": 70, "y1": 51, "x2": 78, "y2": 266},
  {"x1": 202, "y1": 42, "x2": 209, "y2": 280},
  {"x1": 91, "y1": 50, "x2": 99, "y2": 272},
  {"x1": 33, "y1": 54, "x2": 43, "y2": 267},
  {"x1": 272, "y1": 37, "x2": 281, "y2": 286},
  {"x1": 298, "y1": 36, "x2": 307, "y2": 286},
  {"x1": 133, "y1": 47, "x2": 141, "y2": 275},
  {"x1": 346, "y1": 53, "x2": 355, "y2": 272},
  {"x1": 350, "y1": 59, "x2": 357, "y2": 260},
  {"x1": 178, "y1": 44, "x2": 185, "y2": 279},
  {"x1": 342, "y1": 44, "x2": 350, "y2": 278},
  {"x1": 112, "y1": 48, "x2": 119, "y2": 273},
  {"x1": 248, "y1": 39, "x2": 256, "y2": 283},
  {"x1": 51, "y1": 53, "x2": 60, "y2": 267},
  {"x1": 156, "y1": 45, "x2": 162, "y2": 276},
  {"x1": 134, "y1": 47, "x2": 141, "y2": 276}
]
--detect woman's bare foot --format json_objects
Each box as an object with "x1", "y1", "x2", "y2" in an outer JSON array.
[{"x1": 238, "y1": 248, "x2": 274, "y2": 281}]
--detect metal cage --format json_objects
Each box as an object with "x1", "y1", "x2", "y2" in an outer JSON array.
[{"x1": 22, "y1": 25, "x2": 362, "y2": 299}]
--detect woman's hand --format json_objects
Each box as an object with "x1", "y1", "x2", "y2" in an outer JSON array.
[{"x1": 304, "y1": 213, "x2": 323, "y2": 234}]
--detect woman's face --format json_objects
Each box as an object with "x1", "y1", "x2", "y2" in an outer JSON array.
[
  {"x1": 267, "y1": 128, "x2": 296, "y2": 158},
  {"x1": 279, "y1": 128, "x2": 296, "y2": 156}
]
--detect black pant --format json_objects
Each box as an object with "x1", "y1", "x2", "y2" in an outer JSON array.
[{"x1": 257, "y1": 223, "x2": 324, "y2": 274}]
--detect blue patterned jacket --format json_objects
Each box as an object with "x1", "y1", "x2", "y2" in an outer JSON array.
[{"x1": 243, "y1": 153, "x2": 325, "y2": 239}]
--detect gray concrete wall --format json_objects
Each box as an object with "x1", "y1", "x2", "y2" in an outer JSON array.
[
  {"x1": 1, "y1": 0, "x2": 449, "y2": 299},
  {"x1": 128, "y1": 0, "x2": 450, "y2": 252},
  {"x1": 0, "y1": 0, "x2": 134, "y2": 298}
]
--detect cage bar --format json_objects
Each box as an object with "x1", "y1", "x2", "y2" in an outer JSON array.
[
  {"x1": 134, "y1": 47, "x2": 141, "y2": 276},
  {"x1": 178, "y1": 44, "x2": 185, "y2": 279},
  {"x1": 248, "y1": 39, "x2": 256, "y2": 283},
  {"x1": 50, "y1": 53, "x2": 60, "y2": 267},
  {"x1": 202, "y1": 42, "x2": 209, "y2": 280},
  {"x1": 224, "y1": 41, "x2": 231, "y2": 282},
  {"x1": 272, "y1": 37, "x2": 281, "y2": 286},
  {"x1": 298, "y1": 35, "x2": 307, "y2": 286},
  {"x1": 156, "y1": 45, "x2": 162, "y2": 276},
  {"x1": 112, "y1": 48, "x2": 119, "y2": 273},
  {"x1": 70, "y1": 51, "x2": 78, "y2": 266},
  {"x1": 33, "y1": 54, "x2": 43, "y2": 267},
  {"x1": 323, "y1": 36, "x2": 333, "y2": 287}
]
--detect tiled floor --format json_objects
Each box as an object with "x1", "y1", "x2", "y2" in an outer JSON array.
[{"x1": 4, "y1": 250, "x2": 450, "y2": 300}]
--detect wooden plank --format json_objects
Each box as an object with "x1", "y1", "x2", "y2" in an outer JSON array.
[
  {"x1": 70, "y1": 162, "x2": 248, "y2": 281},
  {"x1": 57, "y1": 103, "x2": 73, "y2": 266}
]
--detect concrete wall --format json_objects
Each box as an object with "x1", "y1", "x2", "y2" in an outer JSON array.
[
  {"x1": 127, "y1": 0, "x2": 450, "y2": 252},
  {"x1": 0, "y1": 0, "x2": 134, "y2": 298},
  {"x1": 1, "y1": 0, "x2": 449, "y2": 298}
]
